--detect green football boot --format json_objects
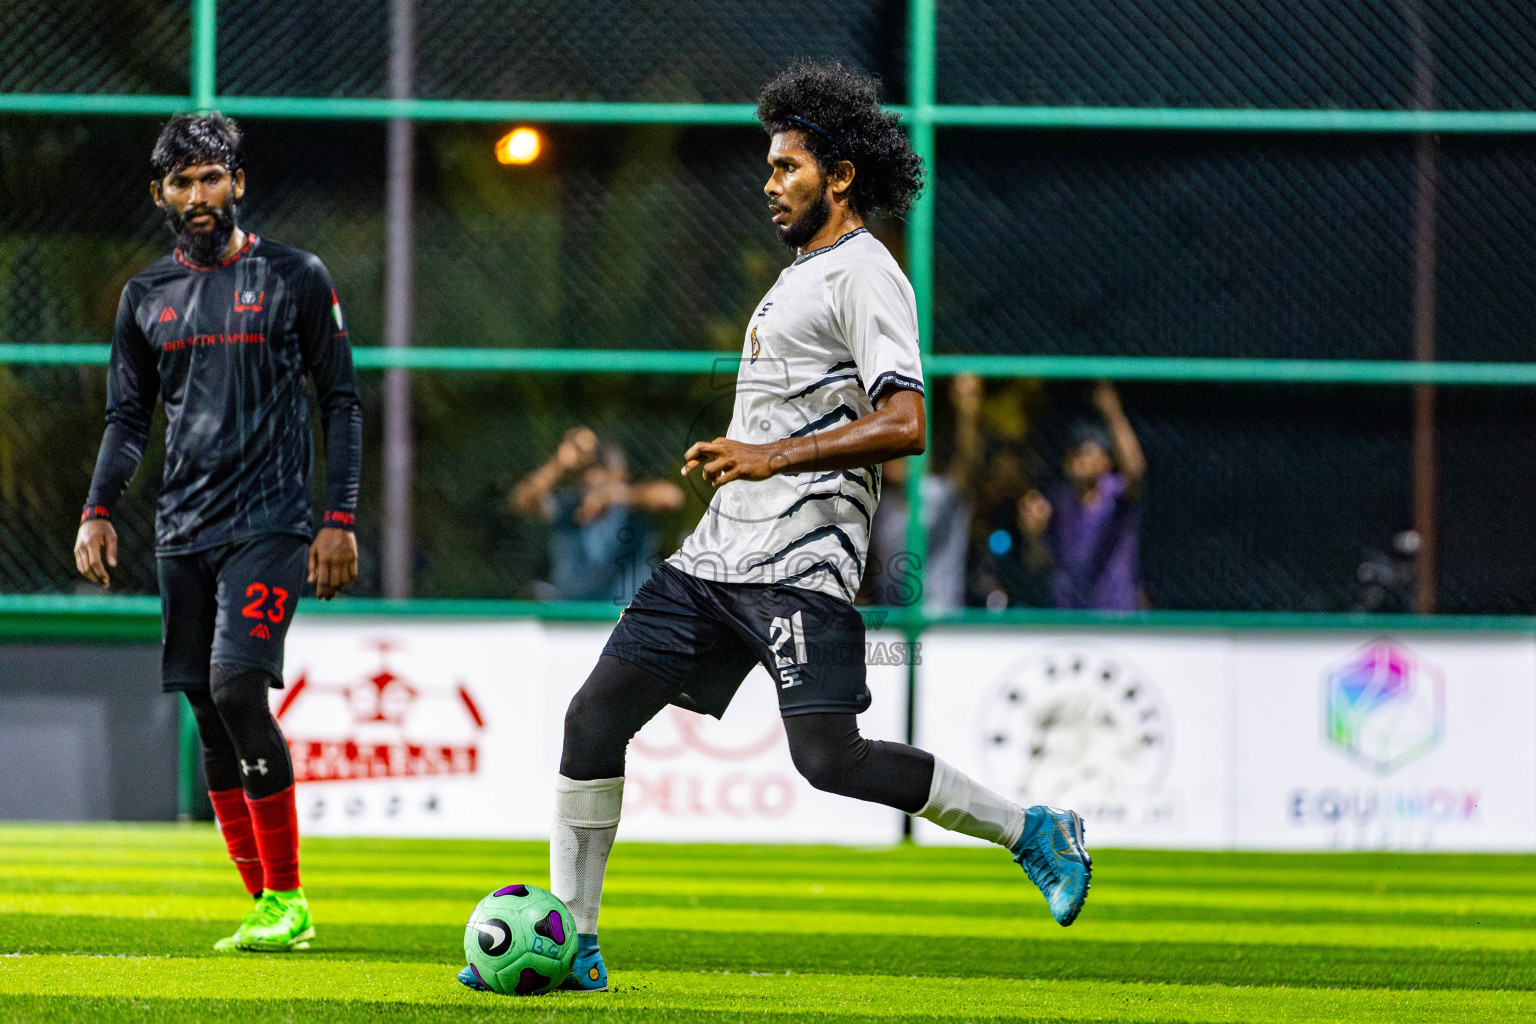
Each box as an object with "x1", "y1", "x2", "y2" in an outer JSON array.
[
  {"x1": 214, "y1": 892, "x2": 271, "y2": 951},
  {"x1": 235, "y1": 888, "x2": 315, "y2": 951}
]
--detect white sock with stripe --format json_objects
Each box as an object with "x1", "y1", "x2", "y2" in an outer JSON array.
[
  {"x1": 916, "y1": 757, "x2": 1027, "y2": 849},
  {"x1": 550, "y1": 775, "x2": 624, "y2": 936}
]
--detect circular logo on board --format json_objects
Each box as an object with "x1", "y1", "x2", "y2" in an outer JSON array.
[{"x1": 978, "y1": 647, "x2": 1172, "y2": 807}]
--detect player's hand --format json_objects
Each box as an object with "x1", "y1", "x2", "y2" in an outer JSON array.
[
  {"x1": 73, "y1": 519, "x2": 118, "y2": 588},
  {"x1": 1018, "y1": 490, "x2": 1052, "y2": 538},
  {"x1": 308, "y1": 527, "x2": 358, "y2": 601},
  {"x1": 682, "y1": 438, "x2": 785, "y2": 486}
]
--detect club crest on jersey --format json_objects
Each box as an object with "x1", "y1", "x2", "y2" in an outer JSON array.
[
  {"x1": 750, "y1": 326, "x2": 761, "y2": 362},
  {"x1": 158, "y1": 306, "x2": 178, "y2": 323},
  {"x1": 233, "y1": 256, "x2": 268, "y2": 317}
]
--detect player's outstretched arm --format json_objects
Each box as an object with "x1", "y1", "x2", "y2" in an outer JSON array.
[{"x1": 682, "y1": 388, "x2": 926, "y2": 487}]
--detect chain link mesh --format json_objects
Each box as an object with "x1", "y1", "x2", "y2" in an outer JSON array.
[
  {"x1": 1007, "y1": 382, "x2": 1414, "y2": 613},
  {"x1": 936, "y1": 130, "x2": 1536, "y2": 364},
  {"x1": 0, "y1": 0, "x2": 188, "y2": 95},
  {"x1": 936, "y1": 131, "x2": 1417, "y2": 359},
  {"x1": 218, "y1": 0, "x2": 903, "y2": 104},
  {"x1": 217, "y1": 0, "x2": 388, "y2": 98},
  {"x1": 939, "y1": 0, "x2": 1536, "y2": 110},
  {"x1": 1435, "y1": 136, "x2": 1536, "y2": 362},
  {"x1": 6, "y1": 5, "x2": 1536, "y2": 613},
  {"x1": 1438, "y1": 387, "x2": 1536, "y2": 613},
  {"x1": 408, "y1": 125, "x2": 791, "y2": 350},
  {"x1": 0, "y1": 117, "x2": 771, "y2": 598},
  {"x1": 949, "y1": 379, "x2": 1536, "y2": 615}
]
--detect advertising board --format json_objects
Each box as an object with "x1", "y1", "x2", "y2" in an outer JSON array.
[
  {"x1": 273, "y1": 620, "x2": 1536, "y2": 850},
  {"x1": 912, "y1": 629, "x2": 1233, "y2": 848},
  {"x1": 1231, "y1": 635, "x2": 1536, "y2": 851},
  {"x1": 274, "y1": 620, "x2": 908, "y2": 844}
]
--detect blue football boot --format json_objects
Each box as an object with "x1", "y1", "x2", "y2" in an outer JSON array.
[
  {"x1": 1011, "y1": 805, "x2": 1091, "y2": 926},
  {"x1": 457, "y1": 964, "x2": 492, "y2": 991},
  {"x1": 558, "y1": 934, "x2": 608, "y2": 992}
]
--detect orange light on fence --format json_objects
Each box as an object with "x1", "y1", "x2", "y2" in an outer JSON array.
[{"x1": 495, "y1": 127, "x2": 542, "y2": 165}]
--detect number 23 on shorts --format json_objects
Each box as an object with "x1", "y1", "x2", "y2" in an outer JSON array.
[{"x1": 242, "y1": 582, "x2": 289, "y2": 623}]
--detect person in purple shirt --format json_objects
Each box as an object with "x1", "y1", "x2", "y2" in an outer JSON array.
[{"x1": 1019, "y1": 381, "x2": 1147, "y2": 610}]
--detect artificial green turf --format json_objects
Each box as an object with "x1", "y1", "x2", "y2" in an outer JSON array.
[
  {"x1": 2, "y1": 959, "x2": 1532, "y2": 1022},
  {"x1": 1, "y1": 824, "x2": 1531, "y2": 1022}
]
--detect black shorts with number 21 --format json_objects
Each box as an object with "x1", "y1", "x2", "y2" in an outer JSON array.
[{"x1": 157, "y1": 532, "x2": 308, "y2": 692}]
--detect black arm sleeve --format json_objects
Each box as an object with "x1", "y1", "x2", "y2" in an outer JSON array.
[
  {"x1": 84, "y1": 287, "x2": 158, "y2": 518},
  {"x1": 297, "y1": 258, "x2": 363, "y2": 526}
]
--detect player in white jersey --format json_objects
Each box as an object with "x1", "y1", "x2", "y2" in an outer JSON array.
[
  {"x1": 667, "y1": 220, "x2": 924, "y2": 601},
  {"x1": 456, "y1": 61, "x2": 1091, "y2": 995}
]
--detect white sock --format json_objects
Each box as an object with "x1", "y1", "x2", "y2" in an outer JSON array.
[
  {"x1": 550, "y1": 775, "x2": 624, "y2": 936},
  {"x1": 917, "y1": 757, "x2": 1027, "y2": 849}
]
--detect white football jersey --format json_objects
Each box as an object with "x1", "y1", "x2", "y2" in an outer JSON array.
[{"x1": 669, "y1": 228, "x2": 925, "y2": 602}]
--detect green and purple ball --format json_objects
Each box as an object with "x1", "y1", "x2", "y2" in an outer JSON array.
[{"x1": 463, "y1": 884, "x2": 577, "y2": 995}]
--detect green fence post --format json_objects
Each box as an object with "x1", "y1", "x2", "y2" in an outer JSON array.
[
  {"x1": 902, "y1": 0, "x2": 938, "y2": 764},
  {"x1": 191, "y1": 0, "x2": 217, "y2": 111},
  {"x1": 177, "y1": 694, "x2": 200, "y2": 819},
  {"x1": 181, "y1": 0, "x2": 216, "y2": 812}
]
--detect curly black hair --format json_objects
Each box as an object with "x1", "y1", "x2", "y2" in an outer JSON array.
[
  {"x1": 151, "y1": 111, "x2": 243, "y2": 178},
  {"x1": 756, "y1": 60, "x2": 924, "y2": 219}
]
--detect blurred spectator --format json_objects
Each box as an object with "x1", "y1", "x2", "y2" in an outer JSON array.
[
  {"x1": 511, "y1": 426, "x2": 684, "y2": 603},
  {"x1": 865, "y1": 373, "x2": 984, "y2": 610},
  {"x1": 1352, "y1": 529, "x2": 1421, "y2": 613},
  {"x1": 1019, "y1": 381, "x2": 1147, "y2": 611}
]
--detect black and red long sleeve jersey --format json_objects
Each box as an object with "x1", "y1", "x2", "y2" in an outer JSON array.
[{"x1": 84, "y1": 234, "x2": 363, "y2": 555}]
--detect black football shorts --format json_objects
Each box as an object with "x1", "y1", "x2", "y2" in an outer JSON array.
[
  {"x1": 602, "y1": 562, "x2": 871, "y2": 719},
  {"x1": 157, "y1": 532, "x2": 309, "y2": 692}
]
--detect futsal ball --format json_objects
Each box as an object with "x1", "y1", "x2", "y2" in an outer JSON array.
[{"x1": 462, "y1": 884, "x2": 577, "y2": 995}]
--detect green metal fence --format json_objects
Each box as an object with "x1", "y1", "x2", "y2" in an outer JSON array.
[{"x1": 5, "y1": 0, "x2": 1536, "y2": 626}]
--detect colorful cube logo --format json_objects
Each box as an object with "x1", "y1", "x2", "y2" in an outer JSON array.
[{"x1": 1324, "y1": 640, "x2": 1445, "y2": 774}]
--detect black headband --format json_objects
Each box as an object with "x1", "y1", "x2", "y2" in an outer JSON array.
[{"x1": 784, "y1": 115, "x2": 842, "y2": 154}]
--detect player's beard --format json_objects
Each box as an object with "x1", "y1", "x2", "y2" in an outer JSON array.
[
  {"x1": 776, "y1": 188, "x2": 831, "y2": 250},
  {"x1": 167, "y1": 198, "x2": 238, "y2": 266}
]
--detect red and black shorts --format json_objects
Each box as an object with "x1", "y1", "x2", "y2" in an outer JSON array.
[{"x1": 157, "y1": 533, "x2": 308, "y2": 692}]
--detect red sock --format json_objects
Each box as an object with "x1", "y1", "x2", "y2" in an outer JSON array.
[
  {"x1": 209, "y1": 788, "x2": 265, "y2": 896},
  {"x1": 246, "y1": 786, "x2": 302, "y2": 892}
]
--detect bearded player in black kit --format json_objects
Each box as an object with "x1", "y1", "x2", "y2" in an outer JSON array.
[{"x1": 74, "y1": 113, "x2": 362, "y2": 952}]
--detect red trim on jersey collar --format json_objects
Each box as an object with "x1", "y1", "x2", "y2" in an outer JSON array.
[{"x1": 175, "y1": 232, "x2": 258, "y2": 271}]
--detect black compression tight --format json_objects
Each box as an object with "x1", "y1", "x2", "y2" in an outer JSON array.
[
  {"x1": 559, "y1": 654, "x2": 935, "y2": 814},
  {"x1": 560, "y1": 655, "x2": 675, "y2": 780},
  {"x1": 782, "y1": 713, "x2": 935, "y2": 815},
  {"x1": 184, "y1": 664, "x2": 295, "y2": 800}
]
